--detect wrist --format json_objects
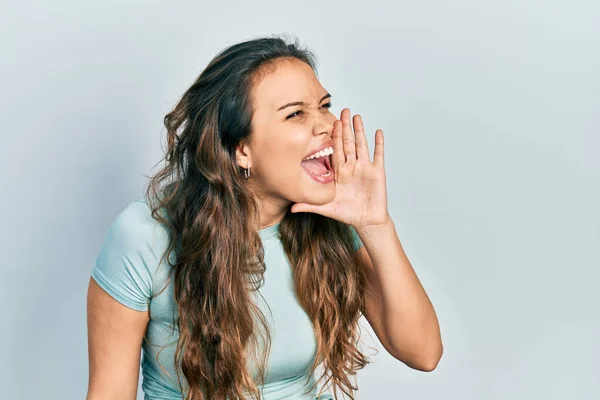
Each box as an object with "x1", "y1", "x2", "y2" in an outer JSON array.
[{"x1": 354, "y1": 214, "x2": 394, "y2": 236}]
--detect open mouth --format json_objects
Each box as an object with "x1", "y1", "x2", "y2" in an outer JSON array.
[{"x1": 300, "y1": 151, "x2": 333, "y2": 177}]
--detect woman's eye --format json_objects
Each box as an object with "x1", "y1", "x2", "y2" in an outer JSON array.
[
  {"x1": 286, "y1": 103, "x2": 332, "y2": 120},
  {"x1": 286, "y1": 110, "x2": 304, "y2": 119}
]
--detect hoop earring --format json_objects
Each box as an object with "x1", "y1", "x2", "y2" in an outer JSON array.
[{"x1": 244, "y1": 166, "x2": 251, "y2": 180}]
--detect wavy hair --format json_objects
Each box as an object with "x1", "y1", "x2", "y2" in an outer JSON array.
[{"x1": 144, "y1": 34, "x2": 373, "y2": 400}]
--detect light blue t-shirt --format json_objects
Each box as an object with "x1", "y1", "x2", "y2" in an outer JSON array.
[{"x1": 91, "y1": 199, "x2": 364, "y2": 400}]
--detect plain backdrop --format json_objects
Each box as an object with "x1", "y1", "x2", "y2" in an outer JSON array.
[{"x1": 1, "y1": 0, "x2": 598, "y2": 399}]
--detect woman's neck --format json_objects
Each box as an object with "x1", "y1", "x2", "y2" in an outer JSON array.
[{"x1": 257, "y1": 196, "x2": 291, "y2": 230}]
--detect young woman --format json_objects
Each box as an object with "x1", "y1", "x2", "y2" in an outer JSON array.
[{"x1": 86, "y1": 35, "x2": 442, "y2": 400}]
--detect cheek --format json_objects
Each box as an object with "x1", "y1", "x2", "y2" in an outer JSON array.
[
  {"x1": 266, "y1": 153, "x2": 302, "y2": 177},
  {"x1": 253, "y1": 146, "x2": 299, "y2": 180},
  {"x1": 260, "y1": 136, "x2": 306, "y2": 173},
  {"x1": 254, "y1": 127, "x2": 311, "y2": 183}
]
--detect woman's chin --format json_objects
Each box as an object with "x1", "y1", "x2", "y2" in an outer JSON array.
[
  {"x1": 297, "y1": 183, "x2": 336, "y2": 205},
  {"x1": 285, "y1": 169, "x2": 336, "y2": 206}
]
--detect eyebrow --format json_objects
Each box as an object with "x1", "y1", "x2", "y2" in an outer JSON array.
[{"x1": 276, "y1": 93, "x2": 332, "y2": 111}]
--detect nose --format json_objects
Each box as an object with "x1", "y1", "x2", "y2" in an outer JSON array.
[{"x1": 312, "y1": 111, "x2": 336, "y2": 137}]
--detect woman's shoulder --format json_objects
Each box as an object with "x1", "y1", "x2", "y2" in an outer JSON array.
[
  {"x1": 118, "y1": 197, "x2": 164, "y2": 227},
  {"x1": 91, "y1": 198, "x2": 172, "y2": 311},
  {"x1": 109, "y1": 198, "x2": 171, "y2": 247}
]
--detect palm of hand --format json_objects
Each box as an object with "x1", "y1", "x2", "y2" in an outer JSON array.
[{"x1": 291, "y1": 108, "x2": 389, "y2": 229}]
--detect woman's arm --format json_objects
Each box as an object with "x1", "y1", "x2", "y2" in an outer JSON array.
[
  {"x1": 357, "y1": 218, "x2": 443, "y2": 371},
  {"x1": 86, "y1": 277, "x2": 149, "y2": 400}
]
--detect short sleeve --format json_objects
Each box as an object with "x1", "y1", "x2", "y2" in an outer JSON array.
[
  {"x1": 349, "y1": 225, "x2": 364, "y2": 252},
  {"x1": 91, "y1": 200, "x2": 161, "y2": 311}
]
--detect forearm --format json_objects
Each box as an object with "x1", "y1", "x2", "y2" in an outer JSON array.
[{"x1": 355, "y1": 216, "x2": 442, "y2": 366}]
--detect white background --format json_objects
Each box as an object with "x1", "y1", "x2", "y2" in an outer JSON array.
[{"x1": 1, "y1": 0, "x2": 598, "y2": 399}]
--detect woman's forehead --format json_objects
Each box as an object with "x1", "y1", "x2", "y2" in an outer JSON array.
[{"x1": 252, "y1": 60, "x2": 325, "y2": 110}]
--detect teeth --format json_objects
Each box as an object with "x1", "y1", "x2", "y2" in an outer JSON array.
[
  {"x1": 310, "y1": 170, "x2": 331, "y2": 177},
  {"x1": 304, "y1": 146, "x2": 333, "y2": 161}
]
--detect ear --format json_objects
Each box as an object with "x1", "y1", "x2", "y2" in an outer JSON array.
[{"x1": 235, "y1": 141, "x2": 252, "y2": 169}]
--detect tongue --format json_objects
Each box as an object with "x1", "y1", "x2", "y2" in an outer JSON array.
[{"x1": 301, "y1": 159, "x2": 328, "y2": 175}]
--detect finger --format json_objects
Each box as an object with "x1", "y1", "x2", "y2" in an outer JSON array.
[
  {"x1": 341, "y1": 108, "x2": 356, "y2": 165},
  {"x1": 373, "y1": 129, "x2": 384, "y2": 167},
  {"x1": 331, "y1": 120, "x2": 345, "y2": 168},
  {"x1": 353, "y1": 114, "x2": 370, "y2": 162}
]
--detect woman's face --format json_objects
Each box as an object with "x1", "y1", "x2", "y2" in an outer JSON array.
[{"x1": 238, "y1": 58, "x2": 338, "y2": 211}]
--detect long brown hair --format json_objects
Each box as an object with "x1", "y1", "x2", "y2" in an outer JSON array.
[{"x1": 144, "y1": 34, "x2": 374, "y2": 400}]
